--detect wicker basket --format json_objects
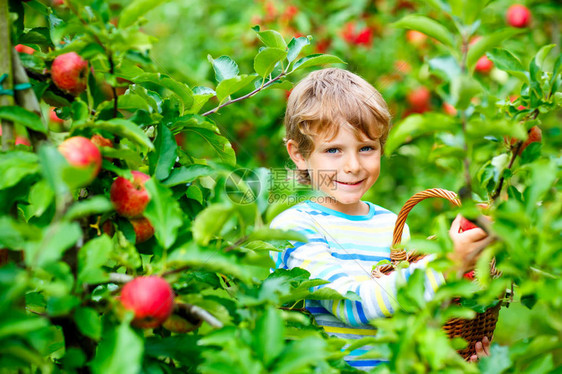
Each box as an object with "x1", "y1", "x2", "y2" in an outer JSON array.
[{"x1": 371, "y1": 188, "x2": 501, "y2": 360}]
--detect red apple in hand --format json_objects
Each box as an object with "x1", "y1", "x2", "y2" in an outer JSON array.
[
  {"x1": 51, "y1": 52, "x2": 89, "y2": 96},
  {"x1": 119, "y1": 276, "x2": 174, "y2": 329},
  {"x1": 58, "y1": 136, "x2": 102, "y2": 181},
  {"x1": 130, "y1": 217, "x2": 154, "y2": 244},
  {"x1": 459, "y1": 217, "x2": 479, "y2": 232},
  {"x1": 110, "y1": 171, "x2": 151, "y2": 218},
  {"x1": 506, "y1": 4, "x2": 531, "y2": 28}
]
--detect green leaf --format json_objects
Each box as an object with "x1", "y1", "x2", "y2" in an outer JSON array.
[
  {"x1": 451, "y1": 75, "x2": 482, "y2": 110},
  {"x1": 535, "y1": 44, "x2": 556, "y2": 71},
  {"x1": 0, "y1": 151, "x2": 40, "y2": 190},
  {"x1": 89, "y1": 119, "x2": 154, "y2": 150},
  {"x1": 63, "y1": 196, "x2": 113, "y2": 222},
  {"x1": 90, "y1": 315, "x2": 143, "y2": 374},
  {"x1": 428, "y1": 55, "x2": 461, "y2": 81},
  {"x1": 119, "y1": 0, "x2": 169, "y2": 28},
  {"x1": 0, "y1": 216, "x2": 41, "y2": 249},
  {"x1": 466, "y1": 118, "x2": 526, "y2": 139},
  {"x1": 38, "y1": 144, "x2": 68, "y2": 195},
  {"x1": 478, "y1": 344, "x2": 511, "y2": 374},
  {"x1": 132, "y1": 73, "x2": 193, "y2": 110},
  {"x1": 216, "y1": 74, "x2": 258, "y2": 103},
  {"x1": 255, "y1": 29, "x2": 287, "y2": 49},
  {"x1": 78, "y1": 235, "x2": 113, "y2": 284},
  {"x1": 486, "y1": 48, "x2": 527, "y2": 81},
  {"x1": 144, "y1": 179, "x2": 183, "y2": 249},
  {"x1": 25, "y1": 222, "x2": 82, "y2": 267},
  {"x1": 385, "y1": 113, "x2": 457, "y2": 155},
  {"x1": 254, "y1": 48, "x2": 288, "y2": 77},
  {"x1": 27, "y1": 179, "x2": 54, "y2": 218},
  {"x1": 19, "y1": 27, "x2": 52, "y2": 46},
  {"x1": 192, "y1": 204, "x2": 234, "y2": 246},
  {"x1": 188, "y1": 86, "x2": 216, "y2": 114},
  {"x1": 392, "y1": 15, "x2": 454, "y2": 48},
  {"x1": 254, "y1": 308, "x2": 284, "y2": 367},
  {"x1": 270, "y1": 337, "x2": 327, "y2": 374},
  {"x1": 150, "y1": 124, "x2": 177, "y2": 181},
  {"x1": 75, "y1": 307, "x2": 102, "y2": 341},
  {"x1": 291, "y1": 54, "x2": 345, "y2": 72},
  {"x1": 287, "y1": 36, "x2": 311, "y2": 63},
  {"x1": 208, "y1": 55, "x2": 239, "y2": 82},
  {"x1": 185, "y1": 127, "x2": 236, "y2": 166},
  {"x1": 186, "y1": 185, "x2": 204, "y2": 204},
  {"x1": 0, "y1": 106, "x2": 46, "y2": 133},
  {"x1": 247, "y1": 228, "x2": 307, "y2": 243},
  {"x1": 162, "y1": 164, "x2": 215, "y2": 187},
  {"x1": 467, "y1": 28, "x2": 524, "y2": 73}
]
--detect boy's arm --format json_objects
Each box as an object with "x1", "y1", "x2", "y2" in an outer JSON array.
[{"x1": 271, "y1": 217, "x2": 444, "y2": 326}]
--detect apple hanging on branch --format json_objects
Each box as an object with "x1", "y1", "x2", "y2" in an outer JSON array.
[
  {"x1": 119, "y1": 276, "x2": 175, "y2": 329},
  {"x1": 110, "y1": 171, "x2": 151, "y2": 218},
  {"x1": 51, "y1": 52, "x2": 89, "y2": 96},
  {"x1": 58, "y1": 136, "x2": 102, "y2": 182}
]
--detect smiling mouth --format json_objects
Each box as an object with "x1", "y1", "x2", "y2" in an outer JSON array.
[{"x1": 336, "y1": 180, "x2": 363, "y2": 186}]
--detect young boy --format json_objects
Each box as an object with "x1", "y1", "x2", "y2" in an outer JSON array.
[{"x1": 269, "y1": 68, "x2": 491, "y2": 370}]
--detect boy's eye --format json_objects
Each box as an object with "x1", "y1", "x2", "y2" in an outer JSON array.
[
  {"x1": 360, "y1": 146, "x2": 373, "y2": 152},
  {"x1": 325, "y1": 148, "x2": 340, "y2": 154}
]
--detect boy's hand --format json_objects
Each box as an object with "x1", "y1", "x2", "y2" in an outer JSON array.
[
  {"x1": 448, "y1": 215, "x2": 493, "y2": 272},
  {"x1": 469, "y1": 336, "x2": 491, "y2": 362}
]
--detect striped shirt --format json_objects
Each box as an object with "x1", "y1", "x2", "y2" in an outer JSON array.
[{"x1": 269, "y1": 200, "x2": 445, "y2": 371}]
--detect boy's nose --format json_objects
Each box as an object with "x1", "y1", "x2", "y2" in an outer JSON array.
[{"x1": 343, "y1": 154, "x2": 360, "y2": 173}]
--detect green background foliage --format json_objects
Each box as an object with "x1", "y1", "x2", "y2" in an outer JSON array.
[{"x1": 0, "y1": 0, "x2": 560, "y2": 373}]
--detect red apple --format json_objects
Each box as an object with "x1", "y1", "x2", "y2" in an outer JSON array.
[
  {"x1": 58, "y1": 136, "x2": 102, "y2": 180},
  {"x1": 110, "y1": 171, "x2": 151, "y2": 218},
  {"x1": 15, "y1": 44, "x2": 35, "y2": 55},
  {"x1": 459, "y1": 217, "x2": 479, "y2": 232},
  {"x1": 511, "y1": 126, "x2": 542, "y2": 155},
  {"x1": 119, "y1": 276, "x2": 174, "y2": 329},
  {"x1": 354, "y1": 27, "x2": 373, "y2": 47},
  {"x1": 406, "y1": 30, "x2": 426, "y2": 46},
  {"x1": 51, "y1": 52, "x2": 89, "y2": 96},
  {"x1": 91, "y1": 134, "x2": 113, "y2": 149},
  {"x1": 102, "y1": 220, "x2": 115, "y2": 237},
  {"x1": 506, "y1": 4, "x2": 531, "y2": 28},
  {"x1": 463, "y1": 270, "x2": 475, "y2": 280},
  {"x1": 49, "y1": 108, "x2": 64, "y2": 124},
  {"x1": 407, "y1": 86, "x2": 431, "y2": 113},
  {"x1": 475, "y1": 55, "x2": 493, "y2": 74},
  {"x1": 443, "y1": 102, "x2": 457, "y2": 115},
  {"x1": 15, "y1": 137, "x2": 31, "y2": 146},
  {"x1": 130, "y1": 217, "x2": 154, "y2": 244}
]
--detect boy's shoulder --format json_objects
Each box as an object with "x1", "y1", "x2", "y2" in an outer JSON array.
[{"x1": 270, "y1": 200, "x2": 398, "y2": 228}]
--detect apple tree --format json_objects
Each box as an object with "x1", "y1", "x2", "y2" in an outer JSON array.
[{"x1": 0, "y1": 0, "x2": 369, "y2": 373}]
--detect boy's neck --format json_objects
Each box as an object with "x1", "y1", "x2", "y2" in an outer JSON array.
[{"x1": 310, "y1": 197, "x2": 370, "y2": 216}]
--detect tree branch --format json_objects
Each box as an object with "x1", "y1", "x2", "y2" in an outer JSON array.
[
  {"x1": 202, "y1": 72, "x2": 286, "y2": 117},
  {"x1": 0, "y1": 0, "x2": 15, "y2": 151}
]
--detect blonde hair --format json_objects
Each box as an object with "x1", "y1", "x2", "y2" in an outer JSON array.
[{"x1": 284, "y1": 68, "x2": 391, "y2": 183}]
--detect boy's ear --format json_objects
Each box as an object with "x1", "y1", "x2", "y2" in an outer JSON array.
[{"x1": 286, "y1": 140, "x2": 307, "y2": 170}]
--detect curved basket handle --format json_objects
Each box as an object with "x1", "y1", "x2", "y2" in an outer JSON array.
[{"x1": 390, "y1": 188, "x2": 461, "y2": 262}]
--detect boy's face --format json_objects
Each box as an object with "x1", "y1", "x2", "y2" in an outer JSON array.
[{"x1": 289, "y1": 125, "x2": 381, "y2": 215}]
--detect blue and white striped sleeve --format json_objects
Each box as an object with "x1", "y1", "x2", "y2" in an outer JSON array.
[{"x1": 270, "y1": 212, "x2": 445, "y2": 326}]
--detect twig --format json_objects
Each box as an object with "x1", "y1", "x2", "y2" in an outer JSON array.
[
  {"x1": 176, "y1": 302, "x2": 223, "y2": 329},
  {"x1": 490, "y1": 109, "x2": 540, "y2": 201},
  {"x1": 12, "y1": 51, "x2": 48, "y2": 149},
  {"x1": 202, "y1": 72, "x2": 286, "y2": 117}
]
